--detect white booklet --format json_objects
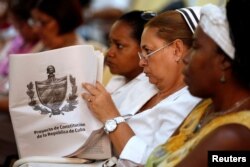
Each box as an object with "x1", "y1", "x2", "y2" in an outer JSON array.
[{"x1": 9, "y1": 45, "x2": 111, "y2": 160}]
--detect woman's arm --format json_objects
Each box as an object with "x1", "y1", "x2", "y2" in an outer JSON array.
[
  {"x1": 82, "y1": 81, "x2": 135, "y2": 155},
  {"x1": 0, "y1": 96, "x2": 9, "y2": 112}
]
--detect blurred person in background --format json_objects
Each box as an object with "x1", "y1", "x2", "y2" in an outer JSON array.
[
  {"x1": 0, "y1": 0, "x2": 42, "y2": 94},
  {"x1": 0, "y1": 0, "x2": 42, "y2": 166},
  {"x1": 30, "y1": 0, "x2": 84, "y2": 50},
  {"x1": 184, "y1": 0, "x2": 226, "y2": 6},
  {"x1": 30, "y1": 0, "x2": 107, "y2": 54},
  {"x1": 0, "y1": 0, "x2": 16, "y2": 51},
  {"x1": 77, "y1": 0, "x2": 129, "y2": 46},
  {"x1": 0, "y1": 0, "x2": 42, "y2": 111},
  {"x1": 131, "y1": 0, "x2": 185, "y2": 12}
]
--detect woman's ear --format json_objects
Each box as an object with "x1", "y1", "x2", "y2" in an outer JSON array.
[
  {"x1": 218, "y1": 54, "x2": 232, "y2": 83},
  {"x1": 219, "y1": 54, "x2": 232, "y2": 71},
  {"x1": 172, "y1": 39, "x2": 185, "y2": 63}
]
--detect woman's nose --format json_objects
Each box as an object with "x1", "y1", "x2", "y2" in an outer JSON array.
[
  {"x1": 139, "y1": 58, "x2": 147, "y2": 67},
  {"x1": 106, "y1": 47, "x2": 115, "y2": 57}
]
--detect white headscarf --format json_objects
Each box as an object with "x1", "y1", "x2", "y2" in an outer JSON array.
[{"x1": 199, "y1": 4, "x2": 235, "y2": 59}]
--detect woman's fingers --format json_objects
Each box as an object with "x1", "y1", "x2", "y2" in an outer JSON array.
[
  {"x1": 95, "y1": 81, "x2": 106, "y2": 92},
  {"x1": 82, "y1": 83, "x2": 99, "y2": 96},
  {"x1": 82, "y1": 93, "x2": 92, "y2": 102}
]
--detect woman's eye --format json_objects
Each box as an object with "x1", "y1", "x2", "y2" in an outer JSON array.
[
  {"x1": 144, "y1": 48, "x2": 152, "y2": 55},
  {"x1": 117, "y1": 44, "x2": 124, "y2": 49}
]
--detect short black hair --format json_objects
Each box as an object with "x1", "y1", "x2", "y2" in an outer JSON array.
[
  {"x1": 9, "y1": 0, "x2": 37, "y2": 21},
  {"x1": 118, "y1": 10, "x2": 154, "y2": 44},
  {"x1": 33, "y1": 0, "x2": 83, "y2": 35}
]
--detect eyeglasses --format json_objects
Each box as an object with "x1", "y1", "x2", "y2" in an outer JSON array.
[
  {"x1": 28, "y1": 18, "x2": 52, "y2": 28},
  {"x1": 138, "y1": 41, "x2": 174, "y2": 61},
  {"x1": 28, "y1": 18, "x2": 38, "y2": 27},
  {"x1": 141, "y1": 11, "x2": 157, "y2": 21}
]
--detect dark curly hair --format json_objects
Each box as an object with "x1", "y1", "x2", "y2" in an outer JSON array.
[
  {"x1": 33, "y1": 0, "x2": 83, "y2": 35},
  {"x1": 226, "y1": 0, "x2": 250, "y2": 89}
]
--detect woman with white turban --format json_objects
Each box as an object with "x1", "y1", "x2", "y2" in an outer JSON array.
[{"x1": 146, "y1": 3, "x2": 250, "y2": 167}]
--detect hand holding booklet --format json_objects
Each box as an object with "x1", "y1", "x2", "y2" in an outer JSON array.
[{"x1": 9, "y1": 45, "x2": 111, "y2": 161}]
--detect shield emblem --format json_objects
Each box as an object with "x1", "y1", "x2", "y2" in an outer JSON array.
[{"x1": 35, "y1": 76, "x2": 67, "y2": 114}]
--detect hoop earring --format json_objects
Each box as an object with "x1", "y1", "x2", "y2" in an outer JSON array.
[{"x1": 220, "y1": 73, "x2": 226, "y2": 83}]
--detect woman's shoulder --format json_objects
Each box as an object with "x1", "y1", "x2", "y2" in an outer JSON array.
[
  {"x1": 210, "y1": 110, "x2": 250, "y2": 129},
  {"x1": 201, "y1": 123, "x2": 250, "y2": 150},
  {"x1": 199, "y1": 110, "x2": 250, "y2": 149},
  {"x1": 176, "y1": 123, "x2": 250, "y2": 167}
]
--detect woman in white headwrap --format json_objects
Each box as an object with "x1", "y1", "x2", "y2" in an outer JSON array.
[{"x1": 146, "y1": 3, "x2": 250, "y2": 167}]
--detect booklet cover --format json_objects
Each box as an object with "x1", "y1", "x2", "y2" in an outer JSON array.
[{"x1": 9, "y1": 45, "x2": 111, "y2": 160}]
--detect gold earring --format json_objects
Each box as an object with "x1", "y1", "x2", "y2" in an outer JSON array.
[
  {"x1": 176, "y1": 56, "x2": 181, "y2": 63},
  {"x1": 220, "y1": 73, "x2": 226, "y2": 83}
]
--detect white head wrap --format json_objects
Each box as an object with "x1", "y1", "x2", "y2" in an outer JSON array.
[
  {"x1": 199, "y1": 4, "x2": 235, "y2": 59},
  {"x1": 176, "y1": 6, "x2": 201, "y2": 34}
]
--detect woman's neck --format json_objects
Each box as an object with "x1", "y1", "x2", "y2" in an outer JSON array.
[
  {"x1": 137, "y1": 80, "x2": 185, "y2": 113},
  {"x1": 212, "y1": 84, "x2": 250, "y2": 113},
  {"x1": 124, "y1": 69, "x2": 143, "y2": 83},
  {"x1": 51, "y1": 32, "x2": 77, "y2": 49},
  {"x1": 149, "y1": 80, "x2": 185, "y2": 108},
  {"x1": 60, "y1": 32, "x2": 78, "y2": 47},
  {"x1": 157, "y1": 78, "x2": 186, "y2": 100}
]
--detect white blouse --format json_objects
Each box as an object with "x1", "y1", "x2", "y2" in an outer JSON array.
[
  {"x1": 106, "y1": 73, "x2": 201, "y2": 165},
  {"x1": 119, "y1": 86, "x2": 200, "y2": 165},
  {"x1": 106, "y1": 73, "x2": 158, "y2": 116}
]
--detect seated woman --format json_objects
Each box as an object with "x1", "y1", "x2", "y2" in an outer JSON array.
[
  {"x1": 0, "y1": 0, "x2": 42, "y2": 97},
  {"x1": 82, "y1": 7, "x2": 201, "y2": 166},
  {"x1": 29, "y1": 0, "x2": 86, "y2": 50},
  {"x1": 0, "y1": 0, "x2": 42, "y2": 165},
  {"x1": 104, "y1": 10, "x2": 158, "y2": 116},
  {"x1": 146, "y1": 3, "x2": 250, "y2": 167}
]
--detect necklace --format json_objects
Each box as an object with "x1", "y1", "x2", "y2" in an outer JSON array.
[{"x1": 195, "y1": 96, "x2": 250, "y2": 132}]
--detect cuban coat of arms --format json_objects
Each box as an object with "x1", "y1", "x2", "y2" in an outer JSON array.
[{"x1": 26, "y1": 65, "x2": 78, "y2": 117}]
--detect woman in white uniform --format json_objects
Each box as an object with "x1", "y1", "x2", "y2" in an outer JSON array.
[{"x1": 82, "y1": 7, "x2": 201, "y2": 166}]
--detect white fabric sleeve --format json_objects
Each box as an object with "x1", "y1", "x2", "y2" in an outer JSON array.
[
  {"x1": 119, "y1": 136, "x2": 148, "y2": 165},
  {"x1": 118, "y1": 87, "x2": 200, "y2": 165}
]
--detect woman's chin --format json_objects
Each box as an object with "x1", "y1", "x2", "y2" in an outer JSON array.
[{"x1": 148, "y1": 78, "x2": 157, "y2": 85}]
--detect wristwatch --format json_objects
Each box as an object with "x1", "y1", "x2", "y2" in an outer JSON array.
[{"x1": 104, "y1": 116, "x2": 125, "y2": 134}]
